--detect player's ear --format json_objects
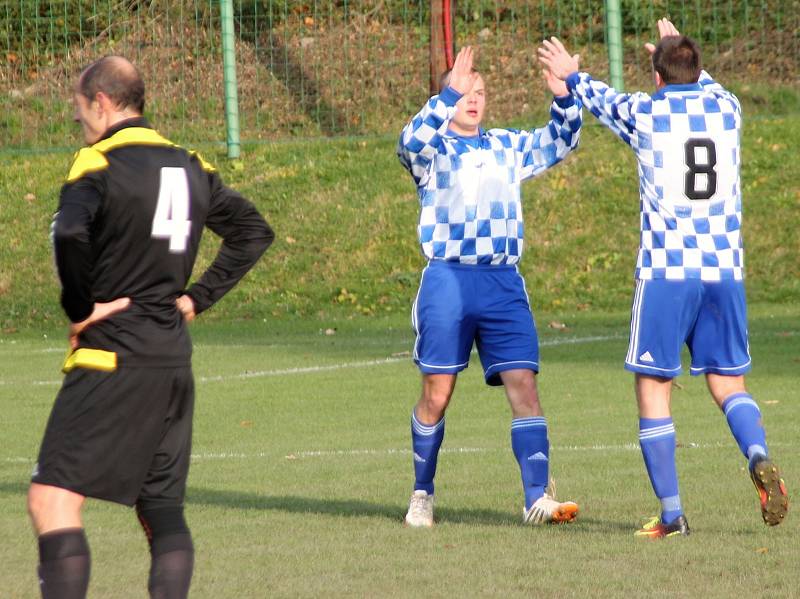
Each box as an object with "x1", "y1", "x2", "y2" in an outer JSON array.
[
  {"x1": 94, "y1": 91, "x2": 113, "y2": 115},
  {"x1": 653, "y1": 70, "x2": 664, "y2": 90}
]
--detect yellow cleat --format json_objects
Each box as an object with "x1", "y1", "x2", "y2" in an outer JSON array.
[{"x1": 634, "y1": 515, "x2": 690, "y2": 539}]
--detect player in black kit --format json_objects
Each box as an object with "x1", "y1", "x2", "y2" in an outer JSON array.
[{"x1": 27, "y1": 56, "x2": 274, "y2": 599}]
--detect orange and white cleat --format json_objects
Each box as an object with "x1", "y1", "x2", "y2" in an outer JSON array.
[
  {"x1": 750, "y1": 458, "x2": 789, "y2": 526},
  {"x1": 523, "y1": 494, "x2": 579, "y2": 525}
]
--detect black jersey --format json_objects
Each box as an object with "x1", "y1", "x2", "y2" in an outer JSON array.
[{"x1": 52, "y1": 118, "x2": 274, "y2": 365}]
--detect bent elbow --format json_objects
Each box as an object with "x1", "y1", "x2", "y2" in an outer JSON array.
[{"x1": 52, "y1": 218, "x2": 89, "y2": 247}]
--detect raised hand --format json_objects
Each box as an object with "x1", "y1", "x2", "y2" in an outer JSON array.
[
  {"x1": 537, "y1": 37, "x2": 580, "y2": 81},
  {"x1": 542, "y1": 68, "x2": 568, "y2": 97},
  {"x1": 448, "y1": 46, "x2": 479, "y2": 95},
  {"x1": 644, "y1": 18, "x2": 680, "y2": 54}
]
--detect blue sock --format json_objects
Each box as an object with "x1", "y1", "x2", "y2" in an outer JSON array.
[
  {"x1": 511, "y1": 417, "x2": 549, "y2": 509},
  {"x1": 411, "y1": 410, "x2": 445, "y2": 495},
  {"x1": 721, "y1": 393, "x2": 768, "y2": 469},
  {"x1": 639, "y1": 417, "x2": 683, "y2": 524}
]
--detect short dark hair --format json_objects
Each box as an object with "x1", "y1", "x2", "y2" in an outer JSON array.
[
  {"x1": 78, "y1": 56, "x2": 145, "y2": 113},
  {"x1": 652, "y1": 35, "x2": 702, "y2": 85},
  {"x1": 439, "y1": 67, "x2": 480, "y2": 92}
]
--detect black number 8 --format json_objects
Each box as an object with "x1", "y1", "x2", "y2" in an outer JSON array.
[{"x1": 684, "y1": 138, "x2": 717, "y2": 200}]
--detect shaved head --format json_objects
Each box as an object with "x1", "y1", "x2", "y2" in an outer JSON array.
[{"x1": 78, "y1": 56, "x2": 145, "y2": 114}]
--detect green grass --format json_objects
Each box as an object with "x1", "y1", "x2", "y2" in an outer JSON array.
[
  {"x1": 1, "y1": 305, "x2": 798, "y2": 597},
  {"x1": 2, "y1": 109, "x2": 799, "y2": 330}
]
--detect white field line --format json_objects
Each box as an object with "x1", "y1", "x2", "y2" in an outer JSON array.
[
  {"x1": 0, "y1": 339, "x2": 409, "y2": 353},
  {"x1": 1, "y1": 328, "x2": 795, "y2": 356},
  {"x1": 8, "y1": 440, "x2": 794, "y2": 465},
  {"x1": 4, "y1": 347, "x2": 65, "y2": 354},
  {"x1": 197, "y1": 356, "x2": 408, "y2": 383},
  {"x1": 0, "y1": 333, "x2": 627, "y2": 388}
]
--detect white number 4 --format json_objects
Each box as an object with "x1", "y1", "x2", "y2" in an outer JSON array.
[{"x1": 152, "y1": 167, "x2": 191, "y2": 253}]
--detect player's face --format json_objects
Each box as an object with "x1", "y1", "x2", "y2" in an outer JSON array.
[
  {"x1": 450, "y1": 75, "x2": 486, "y2": 136},
  {"x1": 73, "y1": 93, "x2": 106, "y2": 145}
]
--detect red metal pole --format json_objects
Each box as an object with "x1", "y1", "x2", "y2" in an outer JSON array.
[
  {"x1": 443, "y1": 0, "x2": 454, "y2": 69},
  {"x1": 430, "y1": 0, "x2": 455, "y2": 93}
]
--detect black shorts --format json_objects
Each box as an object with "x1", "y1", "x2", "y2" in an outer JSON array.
[{"x1": 32, "y1": 366, "x2": 194, "y2": 507}]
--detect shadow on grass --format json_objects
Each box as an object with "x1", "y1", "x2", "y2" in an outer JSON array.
[
  {"x1": 187, "y1": 486, "x2": 521, "y2": 527},
  {"x1": 0, "y1": 481, "x2": 29, "y2": 496},
  {"x1": 250, "y1": 36, "x2": 345, "y2": 136},
  {"x1": 188, "y1": 488, "x2": 776, "y2": 536},
  {"x1": 559, "y1": 516, "x2": 638, "y2": 534}
]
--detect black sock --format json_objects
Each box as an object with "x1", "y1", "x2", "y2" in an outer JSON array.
[
  {"x1": 148, "y1": 533, "x2": 194, "y2": 599},
  {"x1": 37, "y1": 528, "x2": 91, "y2": 599}
]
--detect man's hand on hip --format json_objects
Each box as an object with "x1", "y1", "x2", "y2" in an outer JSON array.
[{"x1": 68, "y1": 297, "x2": 131, "y2": 349}]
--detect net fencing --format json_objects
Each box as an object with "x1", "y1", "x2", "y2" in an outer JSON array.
[{"x1": 2, "y1": 0, "x2": 798, "y2": 149}]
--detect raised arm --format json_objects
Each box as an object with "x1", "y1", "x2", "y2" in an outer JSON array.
[
  {"x1": 697, "y1": 70, "x2": 741, "y2": 113},
  {"x1": 396, "y1": 90, "x2": 461, "y2": 187},
  {"x1": 514, "y1": 72, "x2": 582, "y2": 180},
  {"x1": 538, "y1": 36, "x2": 640, "y2": 147},
  {"x1": 397, "y1": 46, "x2": 478, "y2": 187},
  {"x1": 567, "y1": 74, "x2": 642, "y2": 147}
]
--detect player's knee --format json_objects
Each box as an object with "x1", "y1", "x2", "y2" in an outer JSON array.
[
  {"x1": 27, "y1": 483, "x2": 82, "y2": 528},
  {"x1": 27, "y1": 485, "x2": 45, "y2": 522},
  {"x1": 501, "y1": 370, "x2": 539, "y2": 402},
  {"x1": 421, "y1": 376, "x2": 454, "y2": 408},
  {"x1": 706, "y1": 373, "x2": 746, "y2": 406},
  {"x1": 418, "y1": 392, "x2": 450, "y2": 421},
  {"x1": 28, "y1": 483, "x2": 59, "y2": 519},
  {"x1": 136, "y1": 502, "x2": 192, "y2": 556}
]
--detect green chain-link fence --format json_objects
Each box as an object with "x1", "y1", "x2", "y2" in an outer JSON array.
[{"x1": 2, "y1": 1, "x2": 798, "y2": 149}]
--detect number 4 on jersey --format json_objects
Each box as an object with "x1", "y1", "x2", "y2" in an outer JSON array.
[{"x1": 152, "y1": 167, "x2": 192, "y2": 253}]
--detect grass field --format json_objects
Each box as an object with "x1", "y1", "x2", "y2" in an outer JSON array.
[
  {"x1": 3, "y1": 115, "x2": 800, "y2": 331},
  {"x1": 1, "y1": 304, "x2": 797, "y2": 598},
  {"x1": 1, "y1": 61, "x2": 798, "y2": 598}
]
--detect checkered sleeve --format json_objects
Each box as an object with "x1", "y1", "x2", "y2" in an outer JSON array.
[
  {"x1": 512, "y1": 95, "x2": 582, "y2": 181},
  {"x1": 698, "y1": 70, "x2": 742, "y2": 114},
  {"x1": 397, "y1": 87, "x2": 462, "y2": 188},
  {"x1": 567, "y1": 72, "x2": 648, "y2": 149}
]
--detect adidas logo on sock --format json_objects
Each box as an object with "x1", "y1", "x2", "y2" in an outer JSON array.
[
  {"x1": 639, "y1": 351, "x2": 654, "y2": 363},
  {"x1": 527, "y1": 452, "x2": 548, "y2": 461},
  {"x1": 413, "y1": 452, "x2": 426, "y2": 463}
]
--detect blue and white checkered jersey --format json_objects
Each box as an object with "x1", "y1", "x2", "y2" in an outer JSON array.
[
  {"x1": 566, "y1": 71, "x2": 743, "y2": 281},
  {"x1": 397, "y1": 86, "x2": 581, "y2": 265}
]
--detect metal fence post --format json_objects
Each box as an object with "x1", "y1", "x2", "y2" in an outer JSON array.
[
  {"x1": 220, "y1": 0, "x2": 241, "y2": 158},
  {"x1": 605, "y1": 0, "x2": 624, "y2": 90}
]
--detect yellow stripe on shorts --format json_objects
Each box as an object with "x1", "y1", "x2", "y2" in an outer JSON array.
[{"x1": 62, "y1": 348, "x2": 118, "y2": 374}]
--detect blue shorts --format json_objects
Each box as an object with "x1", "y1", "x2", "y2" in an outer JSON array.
[
  {"x1": 411, "y1": 261, "x2": 539, "y2": 386},
  {"x1": 625, "y1": 278, "x2": 751, "y2": 378}
]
